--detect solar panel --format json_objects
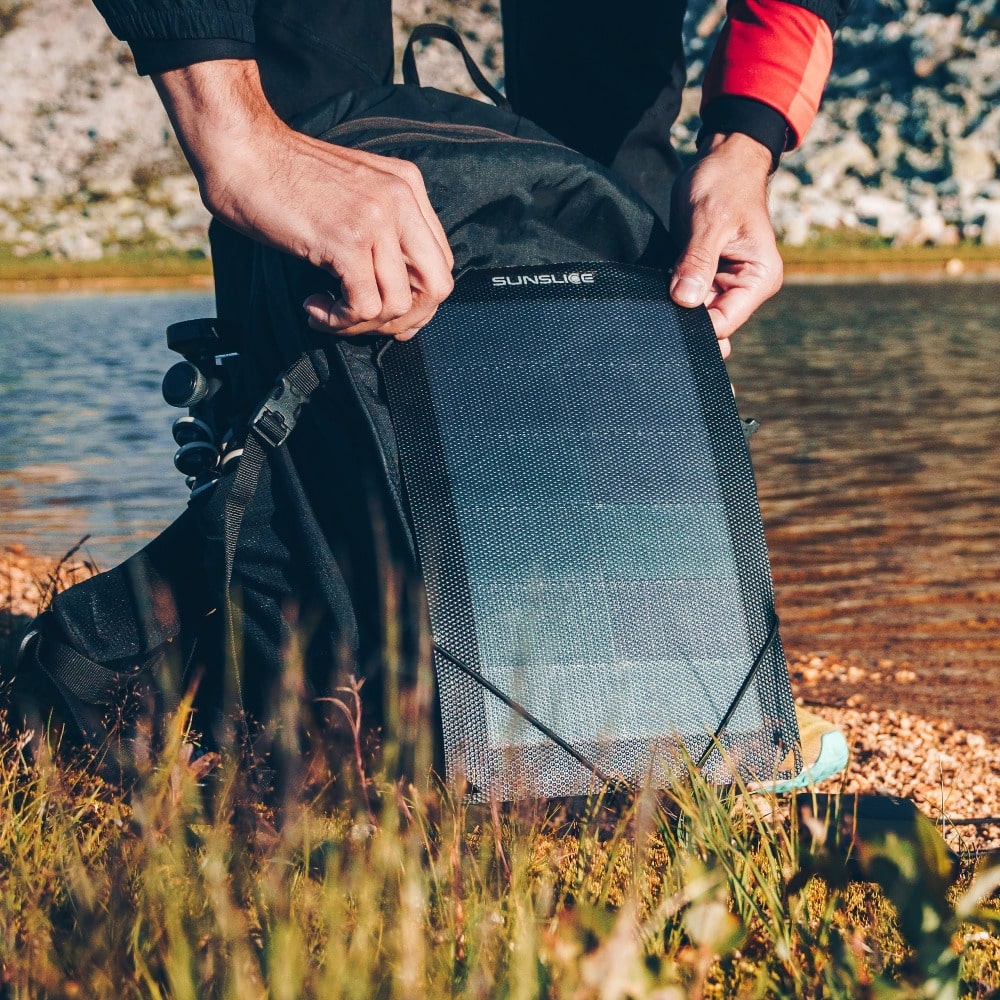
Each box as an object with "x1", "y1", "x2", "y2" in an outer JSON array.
[{"x1": 380, "y1": 263, "x2": 799, "y2": 801}]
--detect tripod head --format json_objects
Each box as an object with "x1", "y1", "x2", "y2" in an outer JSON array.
[{"x1": 162, "y1": 318, "x2": 243, "y2": 495}]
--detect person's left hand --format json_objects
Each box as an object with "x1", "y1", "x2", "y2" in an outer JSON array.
[{"x1": 668, "y1": 132, "x2": 783, "y2": 358}]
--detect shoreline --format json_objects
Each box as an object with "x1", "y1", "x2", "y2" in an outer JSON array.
[
  {"x1": 783, "y1": 258, "x2": 1000, "y2": 283},
  {"x1": 0, "y1": 273, "x2": 215, "y2": 294},
  {"x1": 3, "y1": 543, "x2": 999, "y2": 848},
  {"x1": 1, "y1": 249, "x2": 998, "y2": 295}
]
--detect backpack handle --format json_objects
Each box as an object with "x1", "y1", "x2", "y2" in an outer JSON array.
[{"x1": 402, "y1": 23, "x2": 511, "y2": 111}]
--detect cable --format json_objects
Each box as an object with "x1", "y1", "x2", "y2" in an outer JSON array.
[{"x1": 432, "y1": 642, "x2": 621, "y2": 789}]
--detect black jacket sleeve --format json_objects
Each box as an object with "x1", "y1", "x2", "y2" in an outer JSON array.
[{"x1": 91, "y1": 0, "x2": 256, "y2": 74}]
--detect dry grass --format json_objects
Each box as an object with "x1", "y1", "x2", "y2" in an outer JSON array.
[
  {"x1": 2, "y1": 546, "x2": 1000, "y2": 998},
  {"x1": 1, "y1": 685, "x2": 999, "y2": 995},
  {"x1": 0, "y1": 247, "x2": 213, "y2": 292}
]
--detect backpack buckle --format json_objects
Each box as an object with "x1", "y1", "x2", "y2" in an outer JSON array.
[{"x1": 249, "y1": 374, "x2": 309, "y2": 448}]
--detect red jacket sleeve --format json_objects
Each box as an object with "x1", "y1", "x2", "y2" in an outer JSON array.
[{"x1": 701, "y1": 0, "x2": 834, "y2": 150}]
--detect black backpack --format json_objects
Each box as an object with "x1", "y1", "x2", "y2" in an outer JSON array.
[{"x1": 11, "y1": 28, "x2": 800, "y2": 797}]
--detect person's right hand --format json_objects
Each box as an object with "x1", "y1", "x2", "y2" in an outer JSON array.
[
  {"x1": 153, "y1": 60, "x2": 454, "y2": 341},
  {"x1": 668, "y1": 132, "x2": 783, "y2": 358}
]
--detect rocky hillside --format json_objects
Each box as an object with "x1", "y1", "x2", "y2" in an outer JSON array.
[{"x1": 0, "y1": 0, "x2": 997, "y2": 260}]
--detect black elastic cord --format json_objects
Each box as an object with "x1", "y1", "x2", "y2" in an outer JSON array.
[
  {"x1": 696, "y1": 612, "x2": 782, "y2": 771},
  {"x1": 432, "y1": 641, "x2": 621, "y2": 789},
  {"x1": 436, "y1": 612, "x2": 783, "y2": 790}
]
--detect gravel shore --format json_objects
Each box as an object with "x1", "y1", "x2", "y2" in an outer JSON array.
[
  {"x1": 788, "y1": 653, "x2": 1000, "y2": 853},
  {"x1": 4, "y1": 544, "x2": 998, "y2": 852}
]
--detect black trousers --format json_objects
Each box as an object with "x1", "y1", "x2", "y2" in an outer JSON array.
[{"x1": 253, "y1": 0, "x2": 686, "y2": 215}]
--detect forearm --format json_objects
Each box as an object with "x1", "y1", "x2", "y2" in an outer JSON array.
[
  {"x1": 150, "y1": 58, "x2": 454, "y2": 339},
  {"x1": 668, "y1": 0, "x2": 842, "y2": 340},
  {"x1": 152, "y1": 59, "x2": 278, "y2": 215}
]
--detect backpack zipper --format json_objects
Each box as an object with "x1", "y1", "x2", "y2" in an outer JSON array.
[
  {"x1": 354, "y1": 133, "x2": 567, "y2": 154},
  {"x1": 322, "y1": 117, "x2": 564, "y2": 152},
  {"x1": 323, "y1": 116, "x2": 512, "y2": 142}
]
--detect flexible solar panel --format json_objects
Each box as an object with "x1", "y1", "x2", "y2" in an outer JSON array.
[{"x1": 380, "y1": 263, "x2": 800, "y2": 801}]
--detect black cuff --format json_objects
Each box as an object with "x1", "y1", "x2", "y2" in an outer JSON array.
[
  {"x1": 130, "y1": 38, "x2": 257, "y2": 76},
  {"x1": 698, "y1": 96, "x2": 791, "y2": 171}
]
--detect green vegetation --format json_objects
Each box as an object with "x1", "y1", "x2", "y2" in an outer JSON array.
[
  {"x1": 1, "y1": 236, "x2": 996, "y2": 293},
  {"x1": 779, "y1": 232, "x2": 1000, "y2": 269},
  {"x1": 1, "y1": 687, "x2": 999, "y2": 998},
  {"x1": 0, "y1": 246, "x2": 212, "y2": 289}
]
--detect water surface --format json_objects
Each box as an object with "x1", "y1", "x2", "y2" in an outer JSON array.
[
  {"x1": 1, "y1": 282, "x2": 998, "y2": 730},
  {"x1": 729, "y1": 280, "x2": 1000, "y2": 733},
  {"x1": 0, "y1": 292, "x2": 210, "y2": 559}
]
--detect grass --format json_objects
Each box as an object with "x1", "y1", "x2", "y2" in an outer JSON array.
[
  {"x1": 2, "y1": 672, "x2": 1000, "y2": 997},
  {"x1": 2, "y1": 551, "x2": 1000, "y2": 998},
  {"x1": 779, "y1": 232, "x2": 1000, "y2": 270},
  {"x1": 0, "y1": 246, "x2": 213, "y2": 290}
]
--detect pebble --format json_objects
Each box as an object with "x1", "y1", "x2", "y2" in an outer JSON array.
[
  {"x1": 2, "y1": 546, "x2": 97, "y2": 623},
  {"x1": 782, "y1": 651, "x2": 1000, "y2": 850}
]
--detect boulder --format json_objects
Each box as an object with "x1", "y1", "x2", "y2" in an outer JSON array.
[
  {"x1": 980, "y1": 206, "x2": 1000, "y2": 247},
  {"x1": 853, "y1": 193, "x2": 911, "y2": 240},
  {"x1": 949, "y1": 138, "x2": 998, "y2": 191}
]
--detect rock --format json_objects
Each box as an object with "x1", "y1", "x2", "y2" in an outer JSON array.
[
  {"x1": 910, "y1": 12, "x2": 963, "y2": 77},
  {"x1": 854, "y1": 192, "x2": 912, "y2": 239},
  {"x1": 949, "y1": 137, "x2": 997, "y2": 191},
  {"x1": 806, "y1": 134, "x2": 879, "y2": 189},
  {"x1": 980, "y1": 206, "x2": 1000, "y2": 246},
  {"x1": 112, "y1": 214, "x2": 145, "y2": 242},
  {"x1": 801, "y1": 192, "x2": 850, "y2": 231},
  {"x1": 780, "y1": 213, "x2": 812, "y2": 247},
  {"x1": 894, "y1": 214, "x2": 960, "y2": 247},
  {"x1": 50, "y1": 230, "x2": 104, "y2": 261},
  {"x1": 83, "y1": 171, "x2": 135, "y2": 200},
  {"x1": 154, "y1": 176, "x2": 203, "y2": 213}
]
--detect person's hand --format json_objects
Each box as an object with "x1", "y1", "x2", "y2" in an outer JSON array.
[
  {"x1": 668, "y1": 132, "x2": 783, "y2": 358},
  {"x1": 153, "y1": 60, "x2": 454, "y2": 341}
]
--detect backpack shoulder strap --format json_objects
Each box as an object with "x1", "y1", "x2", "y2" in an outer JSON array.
[{"x1": 216, "y1": 349, "x2": 325, "y2": 714}]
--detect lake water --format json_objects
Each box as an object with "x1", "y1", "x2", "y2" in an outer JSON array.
[
  {"x1": 0, "y1": 291, "x2": 210, "y2": 560},
  {"x1": 1, "y1": 281, "x2": 998, "y2": 728},
  {"x1": 730, "y1": 278, "x2": 1000, "y2": 732}
]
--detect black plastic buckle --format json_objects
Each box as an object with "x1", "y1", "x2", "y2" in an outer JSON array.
[{"x1": 249, "y1": 375, "x2": 309, "y2": 448}]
